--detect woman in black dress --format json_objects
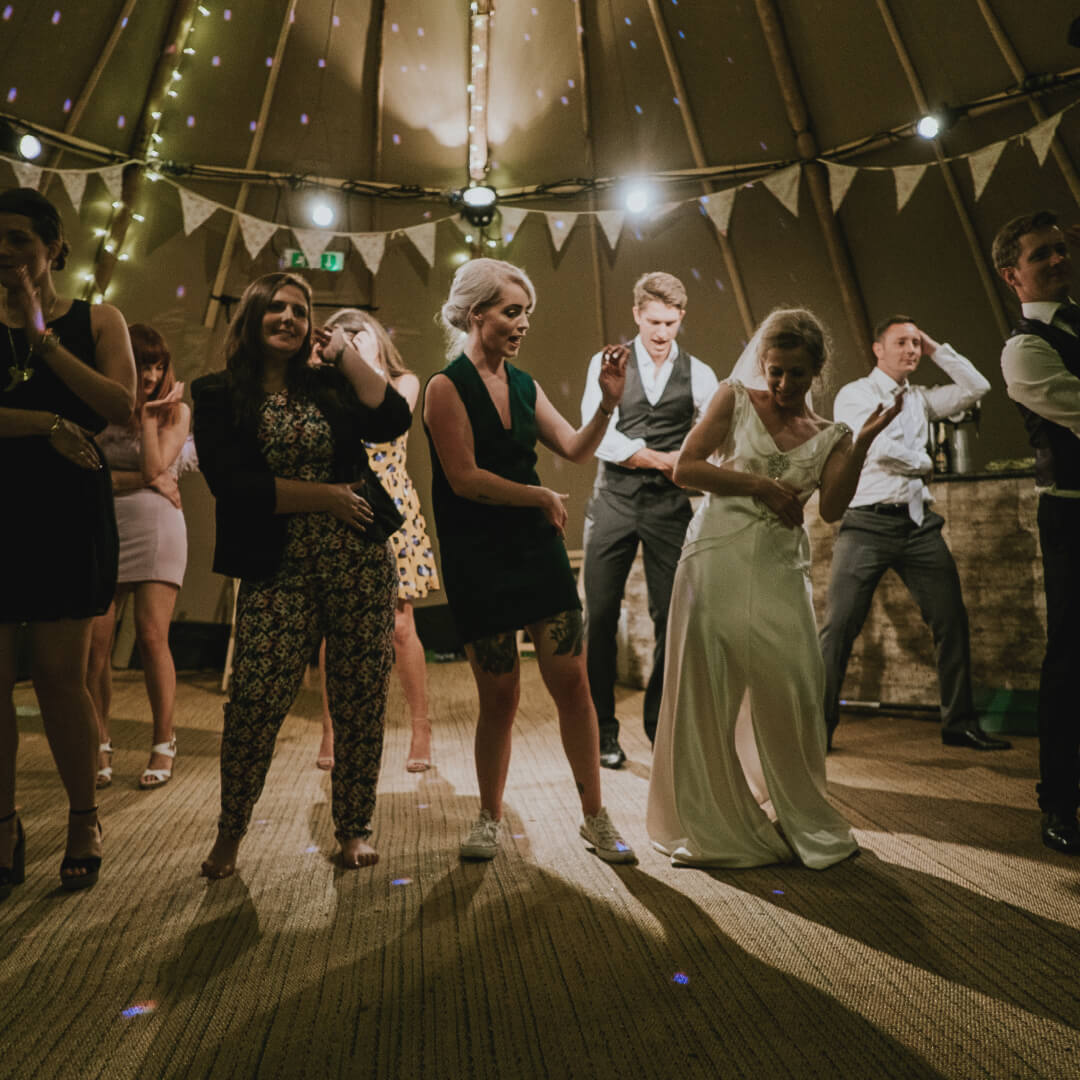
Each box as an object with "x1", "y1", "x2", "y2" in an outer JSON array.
[
  {"x1": 423, "y1": 258, "x2": 635, "y2": 863},
  {"x1": 0, "y1": 187, "x2": 137, "y2": 897},
  {"x1": 192, "y1": 272, "x2": 411, "y2": 877}
]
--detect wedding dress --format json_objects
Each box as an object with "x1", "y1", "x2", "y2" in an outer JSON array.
[{"x1": 646, "y1": 380, "x2": 858, "y2": 869}]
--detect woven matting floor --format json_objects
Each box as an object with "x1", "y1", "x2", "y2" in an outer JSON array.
[{"x1": 2, "y1": 662, "x2": 1079, "y2": 1080}]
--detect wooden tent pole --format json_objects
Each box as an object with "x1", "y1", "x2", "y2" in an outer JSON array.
[
  {"x1": 974, "y1": 0, "x2": 1080, "y2": 204},
  {"x1": 753, "y1": 0, "x2": 873, "y2": 361},
  {"x1": 644, "y1": 0, "x2": 754, "y2": 337},
  {"x1": 365, "y1": 0, "x2": 387, "y2": 302},
  {"x1": 41, "y1": 0, "x2": 139, "y2": 196},
  {"x1": 572, "y1": 0, "x2": 608, "y2": 346},
  {"x1": 203, "y1": 0, "x2": 297, "y2": 330},
  {"x1": 91, "y1": 0, "x2": 201, "y2": 301},
  {"x1": 875, "y1": 0, "x2": 1010, "y2": 339}
]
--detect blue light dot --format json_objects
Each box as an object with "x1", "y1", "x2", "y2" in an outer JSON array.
[
  {"x1": 51, "y1": 9, "x2": 60, "y2": 24},
  {"x1": 634, "y1": 104, "x2": 643, "y2": 114},
  {"x1": 678, "y1": 30, "x2": 685, "y2": 39},
  {"x1": 391, "y1": 877, "x2": 412, "y2": 886},
  {"x1": 224, "y1": 8, "x2": 231, "y2": 18},
  {"x1": 561, "y1": 96, "x2": 568, "y2": 105},
  {"x1": 672, "y1": 972, "x2": 689, "y2": 985},
  {"x1": 417, "y1": 803, "x2": 429, "y2": 809},
  {"x1": 212, "y1": 55, "x2": 220, "y2": 66},
  {"x1": 691, "y1": 267, "x2": 701, "y2": 279},
  {"x1": 333, "y1": 14, "x2": 340, "y2": 26},
  {"x1": 624, "y1": 16, "x2": 632, "y2": 24},
  {"x1": 265, "y1": 56, "x2": 273, "y2": 67},
  {"x1": 536, "y1": 88, "x2": 543, "y2": 98},
  {"x1": 317, "y1": 57, "x2": 325, "y2": 68},
  {"x1": 121, "y1": 15, "x2": 127, "y2": 27},
  {"x1": 760, "y1": 141, "x2": 768, "y2": 150},
  {"x1": 62, "y1": 98, "x2": 72, "y2": 112},
  {"x1": 300, "y1": 113, "x2": 308, "y2": 124},
  {"x1": 117, "y1": 115, "x2": 125, "y2": 129},
  {"x1": 304, "y1": 844, "x2": 318, "y2": 853},
  {"x1": 176, "y1": 285, "x2": 186, "y2": 298},
  {"x1": 524, "y1": 32, "x2": 531, "y2": 41},
  {"x1": 416, "y1": 26, "x2": 423, "y2": 36},
  {"x1": 392, "y1": 133, "x2": 401, "y2": 145},
  {"x1": 630, "y1": 40, "x2": 637, "y2": 49},
  {"x1": 715, "y1": 279, "x2": 725, "y2": 291},
  {"x1": 568, "y1": 78, "x2": 575, "y2": 88},
  {"x1": 249, "y1": 120, "x2": 257, "y2": 132},
  {"x1": 772, "y1": 889, "x2": 784, "y2": 895},
  {"x1": 6, "y1": 88, "x2": 15, "y2": 103},
  {"x1": 186, "y1": 114, "x2": 195, "y2": 127},
  {"x1": 673, "y1": 97, "x2": 680, "y2": 105},
  {"x1": 391, "y1": 22, "x2": 398, "y2": 32},
  {"x1": 2, "y1": 5, "x2": 13, "y2": 18}
]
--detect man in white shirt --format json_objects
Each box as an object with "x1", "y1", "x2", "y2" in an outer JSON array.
[
  {"x1": 580, "y1": 272, "x2": 718, "y2": 767},
  {"x1": 995, "y1": 209, "x2": 1080, "y2": 854},
  {"x1": 819, "y1": 316, "x2": 1006, "y2": 751}
]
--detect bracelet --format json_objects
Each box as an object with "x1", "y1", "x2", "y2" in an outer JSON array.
[
  {"x1": 47, "y1": 413, "x2": 62, "y2": 437},
  {"x1": 598, "y1": 402, "x2": 613, "y2": 418}
]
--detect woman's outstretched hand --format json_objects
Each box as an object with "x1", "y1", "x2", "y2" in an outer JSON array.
[
  {"x1": 854, "y1": 390, "x2": 905, "y2": 453},
  {"x1": 597, "y1": 344, "x2": 629, "y2": 412},
  {"x1": 326, "y1": 481, "x2": 375, "y2": 532},
  {"x1": 756, "y1": 478, "x2": 804, "y2": 528},
  {"x1": 142, "y1": 380, "x2": 184, "y2": 421}
]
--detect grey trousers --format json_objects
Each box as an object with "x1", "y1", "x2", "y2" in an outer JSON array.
[
  {"x1": 583, "y1": 485, "x2": 692, "y2": 744},
  {"x1": 819, "y1": 508, "x2": 976, "y2": 740}
]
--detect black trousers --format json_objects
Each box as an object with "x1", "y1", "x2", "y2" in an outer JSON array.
[
  {"x1": 1036, "y1": 494, "x2": 1080, "y2": 814},
  {"x1": 819, "y1": 508, "x2": 975, "y2": 740},
  {"x1": 583, "y1": 485, "x2": 692, "y2": 743}
]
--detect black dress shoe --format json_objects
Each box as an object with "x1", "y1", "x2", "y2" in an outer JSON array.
[
  {"x1": 941, "y1": 728, "x2": 1012, "y2": 750},
  {"x1": 1042, "y1": 812, "x2": 1080, "y2": 854},
  {"x1": 599, "y1": 735, "x2": 626, "y2": 770}
]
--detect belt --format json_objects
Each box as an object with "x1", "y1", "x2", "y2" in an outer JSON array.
[{"x1": 856, "y1": 502, "x2": 910, "y2": 517}]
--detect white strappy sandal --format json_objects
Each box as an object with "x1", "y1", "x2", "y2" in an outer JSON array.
[
  {"x1": 138, "y1": 737, "x2": 177, "y2": 790},
  {"x1": 96, "y1": 742, "x2": 113, "y2": 789}
]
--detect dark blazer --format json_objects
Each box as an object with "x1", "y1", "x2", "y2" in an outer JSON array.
[{"x1": 192, "y1": 368, "x2": 412, "y2": 581}]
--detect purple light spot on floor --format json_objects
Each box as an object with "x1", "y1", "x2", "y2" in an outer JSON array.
[
  {"x1": 121, "y1": 1001, "x2": 157, "y2": 1017},
  {"x1": 772, "y1": 889, "x2": 784, "y2": 895},
  {"x1": 511, "y1": 833, "x2": 524, "y2": 839},
  {"x1": 417, "y1": 803, "x2": 429, "y2": 809},
  {"x1": 305, "y1": 845, "x2": 319, "y2": 853},
  {"x1": 672, "y1": 972, "x2": 689, "y2": 985},
  {"x1": 391, "y1": 877, "x2": 412, "y2": 886},
  {"x1": 254, "y1": 818, "x2": 269, "y2": 825}
]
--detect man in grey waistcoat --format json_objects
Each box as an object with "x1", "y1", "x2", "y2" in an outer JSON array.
[{"x1": 580, "y1": 272, "x2": 718, "y2": 767}]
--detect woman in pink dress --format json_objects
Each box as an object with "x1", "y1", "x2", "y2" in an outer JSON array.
[{"x1": 88, "y1": 324, "x2": 190, "y2": 790}]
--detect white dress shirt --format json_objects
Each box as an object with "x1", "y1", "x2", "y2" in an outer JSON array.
[
  {"x1": 1000, "y1": 300, "x2": 1080, "y2": 496},
  {"x1": 833, "y1": 344, "x2": 991, "y2": 520},
  {"x1": 580, "y1": 337, "x2": 719, "y2": 464}
]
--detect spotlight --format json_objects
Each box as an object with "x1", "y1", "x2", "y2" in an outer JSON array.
[
  {"x1": 17, "y1": 132, "x2": 41, "y2": 159},
  {"x1": 309, "y1": 200, "x2": 335, "y2": 227},
  {"x1": 623, "y1": 183, "x2": 653, "y2": 215},
  {"x1": 916, "y1": 114, "x2": 940, "y2": 139},
  {"x1": 457, "y1": 184, "x2": 497, "y2": 227}
]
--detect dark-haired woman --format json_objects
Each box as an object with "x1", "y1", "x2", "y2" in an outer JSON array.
[
  {"x1": 192, "y1": 272, "x2": 410, "y2": 877},
  {"x1": 88, "y1": 324, "x2": 190, "y2": 791},
  {"x1": 0, "y1": 187, "x2": 137, "y2": 896}
]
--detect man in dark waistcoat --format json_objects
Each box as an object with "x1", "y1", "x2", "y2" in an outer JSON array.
[
  {"x1": 580, "y1": 272, "x2": 718, "y2": 767},
  {"x1": 996, "y1": 209, "x2": 1080, "y2": 854}
]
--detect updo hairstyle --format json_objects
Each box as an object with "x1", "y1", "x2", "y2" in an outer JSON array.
[{"x1": 438, "y1": 258, "x2": 536, "y2": 356}]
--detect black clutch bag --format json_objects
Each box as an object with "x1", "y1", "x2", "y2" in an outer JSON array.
[{"x1": 358, "y1": 472, "x2": 405, "y2": 544}]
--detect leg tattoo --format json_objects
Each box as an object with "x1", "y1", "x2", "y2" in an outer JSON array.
[
  {"x1": 471, "y1": 632, "x2": 519, "y2": 675},
  {"x1": 545, "y1": 609, "x2": 585, "y2": 657}
]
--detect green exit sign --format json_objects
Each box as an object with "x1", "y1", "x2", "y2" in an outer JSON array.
[{"x1": 284, "y1": 249, "x2": 345, "y2": 272}]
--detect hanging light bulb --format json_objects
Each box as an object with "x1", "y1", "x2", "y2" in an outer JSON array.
[
  {"x1": 17, "y1": 132, "x2": 41, "y2": 159},
  {"x1": 310, "y1": 199, "x2": 335, "y2": 227},
  {"x1": 624, "y1": 183, "x2": 652, "y2": 215},
  {"x1": 916, "y1": 114, "x2": 940, "y2": 139}
]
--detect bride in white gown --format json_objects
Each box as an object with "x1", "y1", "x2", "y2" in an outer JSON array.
[{"x1": 646, "y1": 308, "x2": 902, "y2": 870}]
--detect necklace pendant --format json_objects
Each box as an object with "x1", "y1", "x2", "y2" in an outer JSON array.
[{"x1": 3, "y1": 364, "x2": 33, "y2": 393}]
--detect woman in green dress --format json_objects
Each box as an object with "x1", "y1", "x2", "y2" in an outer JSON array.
[{"x1": 423, "y1": 258, "x2": 635, "y2": 863}]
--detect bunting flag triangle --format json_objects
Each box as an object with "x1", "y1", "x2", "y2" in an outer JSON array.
[
  {"x1": 58, "y1": 170, "x2": 87, "y2": 212},
  {"x1": 403, "y1": 222, "x2": 437, "y2": 267},
  {"x1": 1027, "y1": 112, "x2": 1062, "y2": 167},
  {"x1": 967, "y1": 140, "x2": 1006, "y2": 201},
  {"x1": 292, "y1": 227, "x2": 333, "y2": 269},
  {"x1": 9, "y1": 161, "x2": 42, "y2": 189},
  {"x1": 594, "y1": 209, "x2": 624, "y2": 250},
  {"x1": 237, "y1": 213, "x2": 278, "y2": 260},
  {"x1": 349, "y1": 233, "x2": 387, "y2": 275},
  {"x1": 700, "y1": 188, "x2": 736, "y2": 236},
  {"x1": 498, "y1": 206, "x2": 527, "y2": 244},
  {"x1": 99, "y1": 164, "x2": 125, "y2": 203},
  {"x1": 178, "y1": 187, "x2": 219, "y2": 236},
  {"x1": 763, "y1": 164, "x2": 801, "y2": 217},
  {"x1": 894, "y1": 163, "x2": 927, "y2": 212},
  {"x1": 544, "y1": 211, "x2": 578, "y2": 253},
  {"x1": 823, "y1": 162, "x2": 857, "y2": 213}
]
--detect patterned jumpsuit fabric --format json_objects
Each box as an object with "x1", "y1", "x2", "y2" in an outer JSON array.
[{"x1": 220, "y1": 391, "x2": 396, "y2": 842}]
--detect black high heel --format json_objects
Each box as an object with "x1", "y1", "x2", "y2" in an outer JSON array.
[
  {"x1": 0, "y1": 810, "x2": 25, "y2": 901},
  {"x1": 60, "y1": 807, "x2": 101, "y2": 892}
]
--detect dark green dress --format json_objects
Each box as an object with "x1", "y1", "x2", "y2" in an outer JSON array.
[{"x1": 425, "y1": 354, "x2": 580, "y2": 644}]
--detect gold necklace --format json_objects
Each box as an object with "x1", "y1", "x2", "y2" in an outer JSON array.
[{"x1": 2, "y1": 296, "x2": 57, "y2": 393}]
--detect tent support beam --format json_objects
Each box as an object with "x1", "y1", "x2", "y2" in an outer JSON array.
[
  {"x1": 974, "y1": 0, "x2": 1080, "y2": 204},
  {"x1": 90, "y1": 0, "x2": 201, "y2": 301},
  {"x1": 644, "y1": 0, "x2": 754, "y2": 338},
  {"x1": 203, "y1": 0, "x2": 297, "y2": 330},
  {"x1": 754, "y1": 0, "x2": 873, "y2": 362},
  {"x1": 875, "y1": 0, "x2": 1010, "y2": 339}
]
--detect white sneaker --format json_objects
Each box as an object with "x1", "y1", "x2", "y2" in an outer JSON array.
[
  {"x1": 580, "y1": 807, "x2": 636, "y2": 864},
  {"x1": 460, "y1": 810, "x2": 500, "y2": 860}
]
